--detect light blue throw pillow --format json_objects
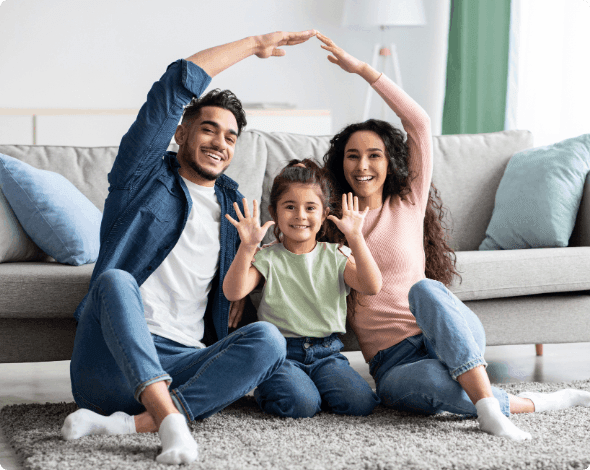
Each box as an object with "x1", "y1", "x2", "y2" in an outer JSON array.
[
  {"x1": 0, "y1": 153, "x2": 102, "y2": 265},
  {"x1": 480, "y1": 134, "x2": 590, "y2": 250}
]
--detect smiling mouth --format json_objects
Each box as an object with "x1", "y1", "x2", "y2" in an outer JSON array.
[
  {"x1": 290, "y1": 225, "x2": 310, "y2": 229},
  {"x1": 203, "y1": 149, "x2": 223, "y2": 162},
  {"x1": 354, "y1": 176, "x2": 374, "y2": 182}
]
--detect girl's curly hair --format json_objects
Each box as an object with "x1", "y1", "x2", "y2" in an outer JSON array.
[{"x1": 323, "y1": 119, "x2": 460, "y2": 287}]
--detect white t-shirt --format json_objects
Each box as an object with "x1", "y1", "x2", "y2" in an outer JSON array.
[{"x1": 141, "y1": 176, "x2": 221, "y2": 348}]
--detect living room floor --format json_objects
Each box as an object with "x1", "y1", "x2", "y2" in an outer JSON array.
[{"x1": 1, "y1": 342, "x2": 590, "y2": 470}]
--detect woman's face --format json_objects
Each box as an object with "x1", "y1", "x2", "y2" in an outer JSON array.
[{"x1": 343, "y1": 130, "x2": 389, "y2": 210}]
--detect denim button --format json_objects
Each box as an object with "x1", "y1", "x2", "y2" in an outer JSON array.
[{"x1": 303, "y1": 343, "x2": 311, "y2": 349}]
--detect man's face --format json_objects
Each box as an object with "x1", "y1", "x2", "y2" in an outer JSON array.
[{"x1": 175, "y1": 106, "x2": 239, "y2": 187}]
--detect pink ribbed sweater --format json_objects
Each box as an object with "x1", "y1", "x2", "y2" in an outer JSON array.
[{"x1": 348, "y1": 73, "x2": 433, "y2": 362}]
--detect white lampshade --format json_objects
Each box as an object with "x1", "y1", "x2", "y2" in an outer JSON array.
[{"x1": 342, "y1": 0, "x2": 426, "y2": 27}]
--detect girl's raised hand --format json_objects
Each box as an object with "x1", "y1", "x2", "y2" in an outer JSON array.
[
  {"x1": 225, "y1": 198, "x2": 275, "y2": 248},
  {"x1": 316, "y1": 32, "x2": 364, "y2": 74},
  {"x1": 327, "y1": 192, "x2": 369, "y2": 240}
]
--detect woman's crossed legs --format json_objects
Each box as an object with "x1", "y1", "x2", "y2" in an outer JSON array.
[{"x1": 372, "y1": 279, "x2": 590, "y2": 441}]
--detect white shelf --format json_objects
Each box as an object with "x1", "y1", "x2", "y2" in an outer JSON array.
[{"x1": 0, "y1": 108, "x2": 332, "y2": 146}]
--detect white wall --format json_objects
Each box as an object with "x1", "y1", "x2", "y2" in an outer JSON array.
[{"x1": 0, "y1": 0, "x2": 449, "y2": 135}]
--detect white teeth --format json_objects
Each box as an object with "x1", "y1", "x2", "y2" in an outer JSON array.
[
  {"x1": 206, "y1": 152, "x2": 221, "y2": 161},
  {"x1": 291, "y1": 225, "x2": 309, "y2": 229},
  {"x1": 356, "y1": 176, "x2": 373, "y2": 181}
]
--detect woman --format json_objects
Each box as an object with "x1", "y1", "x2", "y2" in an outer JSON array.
[{"x1": 317, "y1": 32, "x2": 590, "y2": 441}]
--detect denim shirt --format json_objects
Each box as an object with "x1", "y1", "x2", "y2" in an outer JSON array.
[{"x1": 74, "y1": 59, "x2": 243, "y2": 345}]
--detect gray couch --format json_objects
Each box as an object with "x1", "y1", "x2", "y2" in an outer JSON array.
[{"x1": 1, "y1": 129, "x2": 590, "y2": 363}]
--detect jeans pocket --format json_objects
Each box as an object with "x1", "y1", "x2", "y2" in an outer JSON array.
[{"x1": 329, "y1": 337, "x2": 345, "y2": 353}]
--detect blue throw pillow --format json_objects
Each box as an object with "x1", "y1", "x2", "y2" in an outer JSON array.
[
  {"x1": 0, "y1": 154, "x2": 102, "y2": 265},
  {"x1": 480, "y1": 134, "x2": 590, "y2": 250}
]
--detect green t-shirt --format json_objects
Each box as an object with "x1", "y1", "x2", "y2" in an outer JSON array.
[{"x1": 252, "y1": 241, "x2": 351, "y2": 338}]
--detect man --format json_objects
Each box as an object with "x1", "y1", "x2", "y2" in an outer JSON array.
[{"x1": 61, "y1": 30, "x2": 317, "y2": 465}]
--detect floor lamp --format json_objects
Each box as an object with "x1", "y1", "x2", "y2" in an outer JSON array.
[{"x1": 342, "y1": 0, "x2": 426, "y2": 121}]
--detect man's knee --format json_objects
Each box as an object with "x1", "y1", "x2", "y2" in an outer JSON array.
[
  {"x1": 242, "y1": 321, "x2": 287, "y2": 363},
  {"x1": 95, "y1": 269, "x2": 136, "y2": 291}
]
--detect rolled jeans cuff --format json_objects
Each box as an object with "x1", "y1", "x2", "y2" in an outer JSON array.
[
  {"x1": 449, "y1": 357, "x2": 488, "y2": 381},
  {"x1": 171, "y1": 389, "x2": 192, "y2": 422},
  {"x1": 133, "y1": 374, "x2": 172, "y2": 402}
]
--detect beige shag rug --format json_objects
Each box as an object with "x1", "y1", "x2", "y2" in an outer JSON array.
[{"x1": 2, "y1": 380, "x2": 590, "y2": 470}]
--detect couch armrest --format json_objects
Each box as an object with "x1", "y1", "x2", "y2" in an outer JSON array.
[{"x1": 570, "y1": 173, "x2": 590, "y2": 247}]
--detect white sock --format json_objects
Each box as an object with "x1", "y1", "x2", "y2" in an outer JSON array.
[
  {"x1": 156, "y1": 413, "x2": 199, "y2": 465},
  {"x1": 475, "y1": 397, "x2": 531, "y2": 441},
  {"x1": 518, "y1": 389, "x2": 590, "y2": 412},
  {"x1": 61, "y1": 409, "x2": 136, "y2": 440}
]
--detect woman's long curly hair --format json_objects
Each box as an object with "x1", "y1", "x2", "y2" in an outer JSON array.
[{"x1": 323, "y1": 119, "x2": 460, "y2": 287}]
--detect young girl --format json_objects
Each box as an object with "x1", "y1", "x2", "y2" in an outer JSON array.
[{"x1": 223, "y1": 159, "x2": 381, "y2": 418}]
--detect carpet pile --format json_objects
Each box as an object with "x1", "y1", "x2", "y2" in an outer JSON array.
[{"x1": 2, "y1": 380, "x2": 590, "y2": 469}]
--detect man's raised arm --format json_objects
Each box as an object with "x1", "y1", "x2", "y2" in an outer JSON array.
[
  {"x1": 108, "y1": 30, "x2": 316, "y2": 190},
  {"x1": 186, "y1": 30, "x2": 316, "y2": 77}
]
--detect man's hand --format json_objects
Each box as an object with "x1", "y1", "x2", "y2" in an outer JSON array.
[
  {"x1": 253, "y1": 30, "x2": 317, "y2": 58},
  {"x1": 186, "y1": 30, "x2": 316, "y2": 78}
]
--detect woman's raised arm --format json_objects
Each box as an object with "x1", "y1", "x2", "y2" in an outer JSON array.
[{"x1": 316, "y1": 32, "x2": 432, "y2": 208}]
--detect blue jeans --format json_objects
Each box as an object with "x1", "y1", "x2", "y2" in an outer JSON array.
[
  {"x1": 369, "y1": 279, "x2": 510, "y2": 418},
  {"x1": 254, "y1": 333, "x2": 380, "y2": 418},
  {"x1": 70, "y1": 269, "x2": 286, "y2": 421}
]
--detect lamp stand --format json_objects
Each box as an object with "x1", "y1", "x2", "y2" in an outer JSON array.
[{"x1": 362, "y1": 43, "x2": 403, "y2": 121}]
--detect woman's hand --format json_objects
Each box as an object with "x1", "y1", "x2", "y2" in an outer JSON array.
[
  {"x1": 225, "y1": 198, "x2": 275, "y2": 248},
  {"x1": 253, "y1": 30, "x2": 317, "y2": 59},
  {"x1": 327, "y1": 192, "x2": 369, "y2": 241},
  {"x1": 316, "y1": 32, "x2": 365, "y2": 74}
]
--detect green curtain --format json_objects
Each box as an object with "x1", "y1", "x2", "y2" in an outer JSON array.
[{"x1": 442, "y1": 0, "x2": 511, "y2": 135}]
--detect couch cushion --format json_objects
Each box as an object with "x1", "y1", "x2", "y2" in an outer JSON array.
[
  {"x1": 223, "y1": 131, "x2": 269, "y2": 212},
  {"x1": 465, "y1": 293, "x2": 590, "y2": 346},
  {"x1": 480, "y1": 133, "x2": 590, "y2": 250},
  {"x1": 0, "y1": 153, "x2": 103, "y2": 265},
  {"x1": 431, "y1": 130, "x2": 534, "y2": 251},
  {"x1": 449, "y1": 246, "x2": 590, "y2": 301},
  {"x1": 0, "y1": 145, "x2": 117, "y2": 212},
  {"x1": 0, "y1": 262, "x2": 93, "y2": 317}
]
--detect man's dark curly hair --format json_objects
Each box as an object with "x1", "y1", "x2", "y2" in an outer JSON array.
[
  {"x1": 181, "y1": 88, "x2": 247, "y2": 136},
  {"x1": 323, "y1": 119, "x2": 460, "y2": 287}
]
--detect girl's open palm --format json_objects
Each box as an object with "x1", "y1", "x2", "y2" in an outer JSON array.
[
  {"x1": 327, "y1": 193, "x2": 368, "y2": 239},
  {"x1": 225, "y1": 198, "x2": 275, "y2": 248},
  {"x1": 316, "y1": 32, "x2": 364, "y2": 74}
]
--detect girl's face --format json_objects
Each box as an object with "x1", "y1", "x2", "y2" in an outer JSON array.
[
  {"x1": 273, "y1": 183, "x2": 329, "y2": 254},
  {"x1": 343, "y1": 130, "x2": 389, "y2": 210}
]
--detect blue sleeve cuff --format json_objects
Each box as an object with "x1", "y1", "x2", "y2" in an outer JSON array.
[{"x1": 181, "y1": 59, "x2": 212, "y2": 98}]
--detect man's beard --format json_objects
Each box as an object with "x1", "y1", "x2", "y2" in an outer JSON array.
[{"x1": 187, "y1": 160, "x2": 225, "y2": 181}]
